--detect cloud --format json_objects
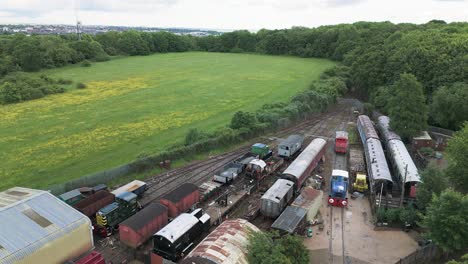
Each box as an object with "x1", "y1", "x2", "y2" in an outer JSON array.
[{"x1": 324, "y1": 0, "x2": 365, "y2": 7}]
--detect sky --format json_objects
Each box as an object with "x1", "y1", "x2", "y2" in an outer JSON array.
[{"x1": 0, "y1": 0, "x2": 467, "y2": 30}]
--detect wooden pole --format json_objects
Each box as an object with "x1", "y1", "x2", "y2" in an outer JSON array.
[{"x1": 400, "y1": 164, "x2": 408, "y2": 208}]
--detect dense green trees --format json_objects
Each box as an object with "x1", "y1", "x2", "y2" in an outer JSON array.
[
  {"x1": 421, "y1": 190, "x2": 468, "y2": 252},
  {"x1": 387, "y1": 73, "x2": 428, "y2": 140},
  {"x1": 416, "y1": 166, "x2": 449, "y2": 210},
  {"x1": 445, "y1": 123, "x2": 468, "y2": 193},
  {"x1": 0, "y1": 73, "x2": 65, "y2": 103},
  {"x1": 247, "y1": 231, "x2": 309, "y2": 264},
  {"x1": 430, "y1": 82, "x2": 468, "y2": 130}
]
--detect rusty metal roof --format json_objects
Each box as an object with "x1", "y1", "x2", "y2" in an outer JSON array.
[
  {"x1": 186, "y1": 219, "x2": 260, "y2": 264},
  {"x1": 291, "y1": 187, "x2": 322, "y2": 209}
]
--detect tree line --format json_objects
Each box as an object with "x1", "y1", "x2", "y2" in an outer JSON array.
[{"x1": 1, "y1": 21, "x2": 467, "y2": 129}]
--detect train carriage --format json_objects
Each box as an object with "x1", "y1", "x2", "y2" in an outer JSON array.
[
  {"x1": 260, "y1": 179, "x2": 294, "y2": 218},
  {"x1": 365, "y1": 138, "x2": 393, "y2": 193},
  {"x1": 335, "y1": 131, "x2": 349, "y2": 154},
  {"x1": 377, "y1": 116, "x2": 401, "y2": 142},
  {"x1": 281, "y1": 138, "x2": 327, "y2": 191},
  {"x1": 387, "y1": 140, "x2": 421, "y2": 197},
  {"x1": 357, "y1": 115, "x2": 379, "y2": 146},
  {"x1": 278, "y1": 134, "x2": 304, "y2": 158}
]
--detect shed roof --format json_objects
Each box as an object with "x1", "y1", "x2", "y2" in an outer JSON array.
[
  {"x1": 0, "y1": 187, "x2": 91, "y2": 262},
  {"x1": 161, "y1": 183, "x2": 199, "y2": 203},
  {"x1": 186, "y1": 219, "x2": 260, "y2": 264},
  {"x1": 121, "y1": 203, "x2": 167, "y2": 231},
  {"x1": 261, "y1": 179, "x2": 294, "y2": 202},
  {"x1": 413, "y1": 131, "x2": 432, "y2": 140},
  {"x1": 291, "y1": 187, "x2": 322, "y2": 209},
  {"x1": 271, "y1": 206, "x2": 307, "y2": 234}
]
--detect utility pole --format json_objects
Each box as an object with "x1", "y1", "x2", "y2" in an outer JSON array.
[{"x1": 399, "y1": 164, "x2": 408, "y2": 208}]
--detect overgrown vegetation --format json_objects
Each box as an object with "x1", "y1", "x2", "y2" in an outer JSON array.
[
  {"x1": 0, "y1": 73, "x2": 67, "y2": 104},
  {"x1": 247, "y1": 231, "x2": 309, "y2": 264}
]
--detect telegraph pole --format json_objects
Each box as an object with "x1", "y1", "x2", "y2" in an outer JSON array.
[{"x1": 399, "y1": 164, "x2": 408, "y2": 208}]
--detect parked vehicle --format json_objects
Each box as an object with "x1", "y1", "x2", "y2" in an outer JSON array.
[
  {"x1": 213, "y1": 167, "x2": 240, "y2": 184},
  {"x1": 260, "y1": 179, "x2": 294, "y2": 218},
  {"x1": 353, "y1": 173, "x2": 368, "y2": 193},
  {"x1": 281, "y1": 138, "x2": 327, "y2": 191},
  {"x1": 335, "y1": 131, "x2": 349, "y2": 154},
  {"x1": 246, "y1": 157, "x2": 284, "y2": 181},
  {"x1": 73, "y1": 190, "x2": 115, "y2": 219},
  {"x1": 153, "y1": 208, "x2": 210, "y2": 262},
  {"x1": 95, "y1": 191, "x2": 138, "y2": 237},
  {"x1": 111, "y1": 180, "x2": 147, "y2": 197},
  {"x1": 58, "y1": 189, "x2": 83, "y2": 205},
  {"x1": 159, "y1": 183, "x2": 200, "y2": 219},
  {"x1": 120, "y1": 202, "x2": 168, "y2": 249},
  {"x1": 251, "y1": 143, "x2": 273, "y2": 160},
  {"x1": 278, "y1": 134, "x2": 304, "y2": 158},
  {"x1": 328, "y1": 169, "x2": 349, "y2": 207}
]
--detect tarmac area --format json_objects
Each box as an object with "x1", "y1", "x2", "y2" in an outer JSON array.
[{"x1": 303, "y1": 117, "x2": 419, "y2": 264}]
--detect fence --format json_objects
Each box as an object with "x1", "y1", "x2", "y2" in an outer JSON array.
[{"x1": 395, "y1": 244, "x2": 440, "y2": 264}]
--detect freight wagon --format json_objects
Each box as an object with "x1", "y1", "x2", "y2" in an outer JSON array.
[
  {"x1": 246, "y1": 157, "x2": 284, "y2": 181},
  {"x1": 278, "y1": 134, "x2": 304, "y2": 158},
  {"x1": 119, "y1": 203, "x2": 168, "y2": 248},
  {"x1": 281, "y1": 138, "x2": 327, "y2": 191},
  {"x1": 153, "y1": 208, "x2": 210, "y2": 262},
  {"x1": 260, "y1": 179, "x2": 294, "y2": 218},
  {"x1": 73, "y1": 190, "x2": 115, "y2": 218},
  {"x1": 112, "y1": 180, "x2": 147, "y2": 197},
  {"x1": 159, "y1": 183, "x2": 200, "y2": 219},
  {"x1": 213, "y1": 167, "x2": 241, "y2": 184}
]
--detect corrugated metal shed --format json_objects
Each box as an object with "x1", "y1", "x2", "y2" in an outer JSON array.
[
  {"x1": 0, "y1": 187, "x2": 93, "y2": 264},
  {"x1": 185, "y1": 219, "x2": 260, "y2": 264},
  {"x1": 291, "y1": 187, "x2": 323, "y2": 221},
  {"x1": 271, "y1": 206, "x2": 307, "y2": 234}
]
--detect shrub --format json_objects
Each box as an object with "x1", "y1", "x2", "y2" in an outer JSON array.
[
  {"x1": 76, "y1": 82, "x2": 87, "y2": 89},
  {"x1": 81, "y1": 60, "x2": 92, "y2": 67},
  {"x1": 57, "y1": 78, "x2": 73, "y2": 85},
  {"x1": 420, "y1": 147, "x2": 434, "y2": 157}
]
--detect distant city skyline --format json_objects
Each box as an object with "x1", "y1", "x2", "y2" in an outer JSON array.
[{"x1": 0, "y1": 0, "x2": 467, "y2": 30}]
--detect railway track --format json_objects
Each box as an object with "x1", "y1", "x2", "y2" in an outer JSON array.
[{"x1": 139, "y1": 103, "x2": 346, "y2": 207}]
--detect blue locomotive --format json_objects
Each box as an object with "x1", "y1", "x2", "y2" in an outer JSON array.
[{"x1": 328, "y1": 169, "x2": 349, "y2": 207}]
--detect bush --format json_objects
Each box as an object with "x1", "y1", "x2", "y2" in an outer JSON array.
[
  {"x1": 230, "y1": 47, "x2": 244, "y2": 53},
  {"x1": 76, "y1": 82, "x2": 87, "y2": 89},
  {"x1": 81, "y1": 60, "x2": 92, "y2": 67},
  {"x1": 420, "y1": 147, "x2": 435, "y2": 157},
  {"x1": 0, "y1": 73, "x2": 64, "y2": 104},
  {"x1": 363, "y1": 102, "x2": 374, "y2": 116},
  {"x1": 57, "y1": 78, "x2": 73, "y2": 85}
]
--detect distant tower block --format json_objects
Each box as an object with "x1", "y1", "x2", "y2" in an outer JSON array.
[{"x1": 76, "y1": 21, "x2": 82, "y2": 41}]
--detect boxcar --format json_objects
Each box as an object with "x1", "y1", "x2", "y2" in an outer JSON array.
[
  {"x1": 153, "y1": 208, "x2": 210, "y2": 262},
  {"x1": 281, "y1": 138, "x2": 327, "y2": 191},
  {"x1": 120, "y1": 203, "x2": 168, "y2": 248},
  {"x1": 160, "y1": 183, "x2": 200, "y2": 218},
  {"x1": 73, "y1": 190, "x2": 115, "y2": 218},
  {"x1": 260, "y1": 179, "x2": 294, "y2": 218},
  {"x1": 357, "y1": 115, "x2": 379, "y2": 145},
  {"x1": 278, "y1": 135, "x2": 304, "y2": 158}
]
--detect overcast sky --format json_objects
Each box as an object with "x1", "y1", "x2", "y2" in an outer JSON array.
[{"x1": 0, "y1": 0, "x2": 467, "y2": 30}]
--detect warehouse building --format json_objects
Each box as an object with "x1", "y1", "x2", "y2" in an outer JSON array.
[{"x1": 0, "y1": 187, "x2": 94, "y2": 264}]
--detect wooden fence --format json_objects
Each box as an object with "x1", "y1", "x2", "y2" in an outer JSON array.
[{"x1": 395, "y1": 244, "x2": 440, "y2": 264}]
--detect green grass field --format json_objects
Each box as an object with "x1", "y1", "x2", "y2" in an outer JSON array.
[{"x1": 0, "y1": 52, "x2": 335, "y2": 190}]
